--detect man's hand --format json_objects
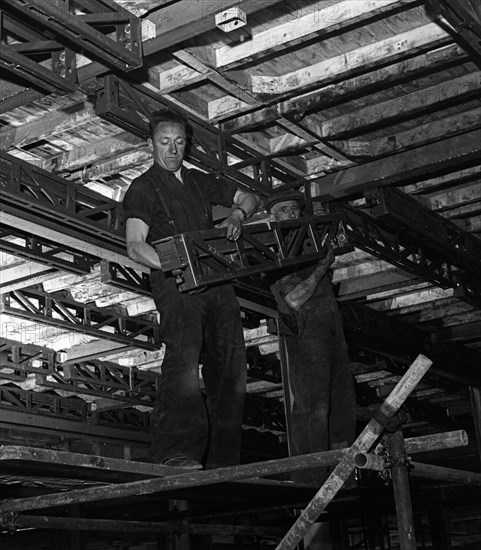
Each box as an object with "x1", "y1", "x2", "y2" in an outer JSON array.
[
  {"x1": 216, "y1": 209, "x2": 244, "y2": 241},
  {"x1": 317, "y1": 242, "x2": 335, "y2": 269}
]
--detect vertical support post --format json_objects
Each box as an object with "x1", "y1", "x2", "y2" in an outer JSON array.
[
  {"x1": 278, "y1": 332, "x2": 293, "y2": 458},
  {"x1": 386, "y1": 431, "x2": 416, "y2": 550},
  {"x1": 275, "y1": 354, "x2": 432, "y2": 550},
  {"x1": 469, "y1": 386, "x2": 481, "y2": 463}
]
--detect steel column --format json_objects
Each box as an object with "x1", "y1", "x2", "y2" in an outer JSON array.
[{"x1": 386, "y1": 431, "x2": 416, "y2": 550}]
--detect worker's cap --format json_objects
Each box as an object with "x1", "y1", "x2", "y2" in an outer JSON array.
[{"x1": 264, "y1": 189, "x2": 304, "y2": 213}]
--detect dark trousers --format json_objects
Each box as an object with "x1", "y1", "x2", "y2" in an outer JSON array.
[
  {"x1": 280, "y1": 300, "x2": 356, "y2": 485},
  {"x1": 151, "y1": 280, "x2": 246, "y2": 468}
]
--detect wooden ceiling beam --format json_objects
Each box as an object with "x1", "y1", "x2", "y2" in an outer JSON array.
[
  {"x1": 370, "y1": 107, "x2": 481, "y2": 158},
  {"x1": 402, "y1": 165, "x2": 481, "y2": 194},
  {"x1": 0, "y1": 101, "x2": 95, "y2": 149},
  {"x1": 318, "y1": 72, "x2": 481, "y2": 139},
  {"x1": 211, "y1": 0, "x2": 418, "y2": 69},
  {"x1": 222, "y1": 44, "x2": 467, "y2": 133},
  {"x1": 242, "y1": 23, "x2": 451, "y2": 95},
  {"x1": 311, "y1": 129, "x2": 481, "y2": 200}
]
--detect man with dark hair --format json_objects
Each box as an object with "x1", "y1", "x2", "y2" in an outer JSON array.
[
  {"x1": 265, "y1": 189, "x2": 356, "y2": 485},
  {"x1": 123, "y1": 108, "x2": 259, "y2": 469}
]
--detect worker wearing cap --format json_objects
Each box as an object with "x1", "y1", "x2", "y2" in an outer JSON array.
[{"x1": 265, "y1": 189, "x2": 356, "y2": 485}]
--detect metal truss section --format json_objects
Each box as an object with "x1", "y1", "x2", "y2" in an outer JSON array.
[
  {"x1": 340, "y1": 301, "x2": 481, "y2": 389},
  {"x1": 0, "y1": 386, "x2": 151, "y2": 435},
  {"x1": 95, "y1": 75, "x2": 305, "y2": 196},
  {"x1": 0, "y1": 9, "x2": 77, "y2": 93},
  {"x1": 0, "y1": 151, "x2": 125, "y2": 255},
  {"x1": 0, "y1": 223, "x2": 97, "y2": 275},
  {"x1": 428, "y1": 0, "x2": 481, "y2": 60},
  {"x1": 334, "y1": 200, "x2": 481, "y2": 308},
  {"x1": 0, "y1": 289, "x2": 160, "y2": 350},
  {"x1": 100, "y1": 261, "x2": 151, "y2": 296},
  {"x1": 153, "y1": 216, "x2": 351, "y2": 292},
  {"x1": 0, "y1": 384, "x2": 89, "y2": 421},
  {"x1": 366, "y1": 187, "x2": 481, "y2": 278},
  {"x1": 0, "y1": 338, "x2": 158, "y2": 407},
  {"x1": 2, "y1": 0, "x2": 142, "y2": 84}
]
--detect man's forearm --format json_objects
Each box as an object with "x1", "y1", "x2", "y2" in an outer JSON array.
[
  {"x1": 233, "y1": 192, "x2": 259, "y2": 220},
  {"x1": 284, "y1": 263, "x2": 330, "y2": 310},
  {"x1": 126, "y1": 241, "x2": 162, "y2": 270}
]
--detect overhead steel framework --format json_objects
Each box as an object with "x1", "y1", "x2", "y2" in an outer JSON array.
[
  {"x1": 95, "y1": 75, "x2": 305, "y2": 196},
  {"x1": 0, "y1": 337, "x2": 158, "y2": 406},
  {"x1": 0, "y1": 0, "x2": 142, "y2": 92},
  {"x1": 427, "y1": 0, "x2": 481, "y2": 61},
  {"x1": 0, "y1": 288, "x2": 160, "y2": 350}
]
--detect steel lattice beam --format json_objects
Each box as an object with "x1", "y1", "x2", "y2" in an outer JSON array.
[
  {"x1": 2, "y1": 0, "x2": 142, "y2": 87},
  {"x1": 0, "y1": 150, "x2": 125, "y2": 255},
  {"x1": 427, "y1": 0, "x2": 481, "y2": 61},
  {"x1": 1, "y1": 289, "x2": 160, "y2": 350},
  {"x1": 153, "y1": 215, "x2": 350, "y2": 292},
  {"x1": 0, "y1": 223, "x2": 97, "y2": 275},
  {"x1": 0, "y1": 338, "x2": 158, "y2": 407}
]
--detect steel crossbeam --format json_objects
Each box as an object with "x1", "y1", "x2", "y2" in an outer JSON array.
[
  {"x1": 334, "y1": 199, "x2": 481, "y2": 308},
  {"x1": 0, "y1": 289, "x2": 160, "y2": 350},
  {"x1": 153, "y1": 216, "x2": 350, "y2": 292},
  {"x1": 0, "y1": 151, "x2": 125, "y2": 255},
  {"x1": 0, "y1": 223, "x2": 97, "y2": 275},
  {"x1": 2, "y1": 0, "x2": 142, "y2": 88},
  {"x1": 0, "y1": 338, "x2": 158, "y2": 406},
  {"x1": 427, "y1": 0, "x2": 481, "y2": 60}
]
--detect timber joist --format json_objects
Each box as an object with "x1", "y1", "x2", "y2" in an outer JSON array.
[
  {"x1": 0, "y1": 338, "x2": 158, "y2": 407},
  {"x1": 0, "y1": 0, "x2": 142, "y2": 94},
  {"x1": 0, "y1": 288, "x2": 161, "y2": 350}
]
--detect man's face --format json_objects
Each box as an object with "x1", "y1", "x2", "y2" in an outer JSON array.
[
  {"x1": 151, "y1": 122, "x2": 186, "y2": 172},
  {"x1": 270, "y1": 200, "x2": 301, "y2": 221},
  {"x1": 313, "y1": 202, "x2": 328, "y2": 216}
]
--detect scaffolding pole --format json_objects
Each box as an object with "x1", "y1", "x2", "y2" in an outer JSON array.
[{"x1": 275, "y1": 353, "x2": 433, "y2": 550}]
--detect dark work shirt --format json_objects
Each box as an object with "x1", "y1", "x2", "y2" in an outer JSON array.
[
  {"x1": 123, "y1": 163, "x2": 238, "y2": 244},
  {"x1": 122, "y1": 163, "x2": 238, "y2": 291}
]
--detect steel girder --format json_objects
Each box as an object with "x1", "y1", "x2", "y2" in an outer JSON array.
[
  {"x1": 0, "y1": 338, "x2": 158, "y2": 407},
  {"x1": 334, "y1": 189, "x2": 481, "y2": 308},
  {"x1": 0, "y1": 288, "x2": 160, "y2": 350},
  {"x1": 340, "y1": 301, "x2": 481, "y2": 389},
  {"x1": 0, "y1": 386, "x2": 151, "y2": 436},
  {"x1": 0, "y1": 223, "x2": 97, "y2": 275},
  {"x1": 1, "y1": 0, "x2": 142, "y2": 93},
  {"x1": 153, "y1": 215, "x2": 351, "y2": 292},
  {"x1": 0, "y1": 150, "x2": 125, "y2": 255},
  {"x1": 95, "y1": 75, "x2": 305, "y2": 196},
  {"x1": 427, "y1": 0, "x2": 481, "y2": 61}
]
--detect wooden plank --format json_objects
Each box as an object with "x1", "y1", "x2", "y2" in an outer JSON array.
[
  {"x1": 40, "y1": 133, "x2": 145, "y2": 172},
  {"x1": 311, "y1": 129, "x2": 481, "y2": 200},
  {"x1": 320, "y1": 72, "x2": 481, "y2": 138},
  {"x1": 428, "y1": 181, "x2": 481, "y2": 211},
  {"x1": 403, "y1": 166, "x2": 481, "y2": 194},
  {"x1": 371, "y1": 107, "x2": 481, "y2": 158},
  {"x1": 222, "y1": 44, "x2": 467, "y2": 133},
  {"x1": 0, "y1": 101, "x2": 95, "y2": 149},
  {"x1": 213, "y1": 0, "x2": 417, "y2": 69},
  {"x1": 157, "y1": 63, "x2": 205, "y2": 94},
  {"x1": 245, "y1": 23, "x2": 451, "y2": 95}
]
